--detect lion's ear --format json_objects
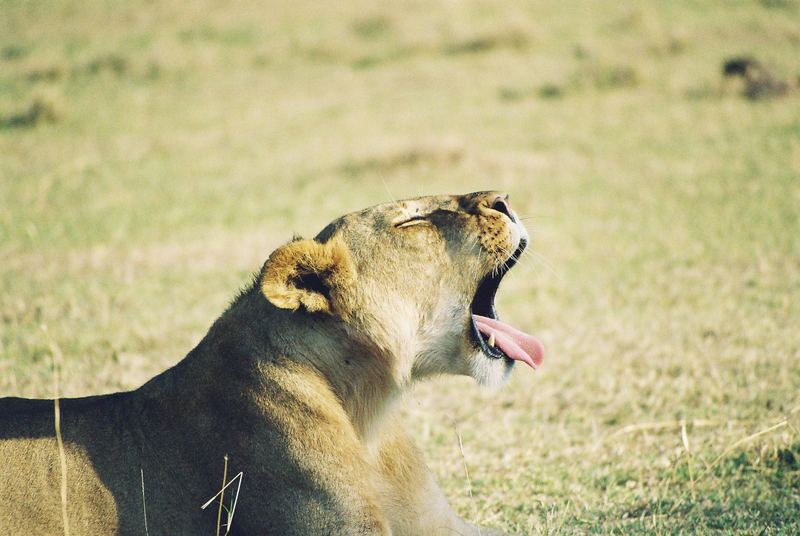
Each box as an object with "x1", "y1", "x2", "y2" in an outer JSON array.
[{"x1": 259, "y1": 237, "x2": 355, "y2": 315}]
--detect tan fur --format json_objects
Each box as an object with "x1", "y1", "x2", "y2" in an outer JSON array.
[
  {"x1": 260, "y1": 236, "x2": 356, "y2": 315},
  {"x1": 0, "y1": 191, "x2": 525, "y2": 535}
]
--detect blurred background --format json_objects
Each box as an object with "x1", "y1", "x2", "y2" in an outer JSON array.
[{"x1": 1, "y1": 0, "x2": 799, "y2": 533}]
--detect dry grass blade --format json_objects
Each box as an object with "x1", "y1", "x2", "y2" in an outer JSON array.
[
  {"x1": 201, "y1": 468, "x2": 244, "y2": 535},
  {"x1": 216, "y1": 455, "x2": 229, "y2": 536},
  {"x1": 680, "y1": 419, "x2": 697, "y2": 502},
  {"x1": 140, "y1": 468, "x2": 149, "y2": 536},
  {"x1": 54, "y1": 398, "x2": 70, "y2": 536},
  {"x1": 452, "y1": 422, "x2": 481, "y2": 536},
  {"x1": 606, "y1": 419, "x2": 721, "y2": 441},
  {"x1": 49, "y1": 337, "x2": 70, "y2": 536},
  {"x1": 700, "y1": 420, "x2": 789, "y2": 478}
]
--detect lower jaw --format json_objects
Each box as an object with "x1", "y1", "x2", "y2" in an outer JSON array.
[{"x1": 468, "y1": 352, "x2": 515, "y2": 387}]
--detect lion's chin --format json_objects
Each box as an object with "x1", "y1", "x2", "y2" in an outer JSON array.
[{"x1": 468, "y1": 351, "x2": 515, "y2": 388}]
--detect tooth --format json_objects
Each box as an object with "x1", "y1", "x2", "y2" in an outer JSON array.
[{"x1": 487, "y1": 333, "x2": 496, "y2": 348}]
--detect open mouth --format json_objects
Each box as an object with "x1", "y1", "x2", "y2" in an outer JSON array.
[{"x1": 469, "y1": 238, "x2": 545, "y2": 370}]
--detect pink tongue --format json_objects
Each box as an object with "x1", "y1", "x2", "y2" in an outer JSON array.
[{"x1": 473, "y1": 314, "x2": 544, "y2": 370}]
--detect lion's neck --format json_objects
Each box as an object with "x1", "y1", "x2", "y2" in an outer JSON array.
[
  {"x1": 329, "y1": 351, "x2": 402, "y2": 442},
  {"x1": 230, "y1": 291, "x2": 404, "y2": 442},
  {"x1": 156, "y1": 289, "x2": 406, "y2": 443},
  {"x1": 287, "y1": 330, "x2": 403, "y2": 442}
]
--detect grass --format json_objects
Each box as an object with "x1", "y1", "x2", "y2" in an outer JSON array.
[{"x1": 2, "y1": 0, "x2": 799, "y2": 533}]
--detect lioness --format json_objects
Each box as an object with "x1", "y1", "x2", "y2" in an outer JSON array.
[{"x1": 0, "y1": 191, "x2": 544, "y2": 535}]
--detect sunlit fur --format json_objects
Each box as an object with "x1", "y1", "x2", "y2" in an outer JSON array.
[{"x1": 0, "y1": 191, "x2": 524, "y2": 536}]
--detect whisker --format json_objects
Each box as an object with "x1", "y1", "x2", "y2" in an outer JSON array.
[
  {"x1": 520, "y1": 248, "x2": 562, "y2": 282},
  {"x1": 381, "y1": 178, "x2": 397, "y2": 204},
  {"x1": 516, "y1": 212, "x2": 556, "y2": 221}
]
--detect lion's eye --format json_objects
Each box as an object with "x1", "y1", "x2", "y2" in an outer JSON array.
[{"x1": 395, "y1": 216, "x2": 428, "y2": 228}]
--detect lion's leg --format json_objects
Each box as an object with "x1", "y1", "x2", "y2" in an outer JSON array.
[
  {"x1": 220, "y1": 382, "x2": 392, "y2": 536},
  {"x1": 375, "y1": 422, "x2": 508, "y2": 536},
  {"x1": 230, "y1": 481, "x2": 390, "y2": 536}
]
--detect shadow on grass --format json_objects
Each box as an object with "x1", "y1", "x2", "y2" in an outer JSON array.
[
  {"x1": 352, "y1": 29, "x2": 531, "y2": 70},
  {"x1": 497, "y1": 61, "x2": 639, "y2": 103},
  {"x1": 337, "y1": 145, "x2": 464, "y2": 178},
  {"x1": 0, "y1": 97, "x2": 61, "y2": 130}
]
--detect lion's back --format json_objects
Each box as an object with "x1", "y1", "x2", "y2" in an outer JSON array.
[{"x1": 0, "y1": 394, "x2": 128, "y2": 534}]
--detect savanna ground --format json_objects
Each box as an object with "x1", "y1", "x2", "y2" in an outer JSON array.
[{"x1": 2, "y1": 0, "x2": 800, "y2": 533}]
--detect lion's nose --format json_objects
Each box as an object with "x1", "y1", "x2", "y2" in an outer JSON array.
[
  {"x1": 490, "y1": 194, "x2": 514, "y2": 221},
  {"x1": 458, "y1": 191, "x2": 516, "y2": 219}
]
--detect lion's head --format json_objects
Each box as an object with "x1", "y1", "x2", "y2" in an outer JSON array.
[{"x1": 260, "y1": 191, "x2": 543, "y2": 389}]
